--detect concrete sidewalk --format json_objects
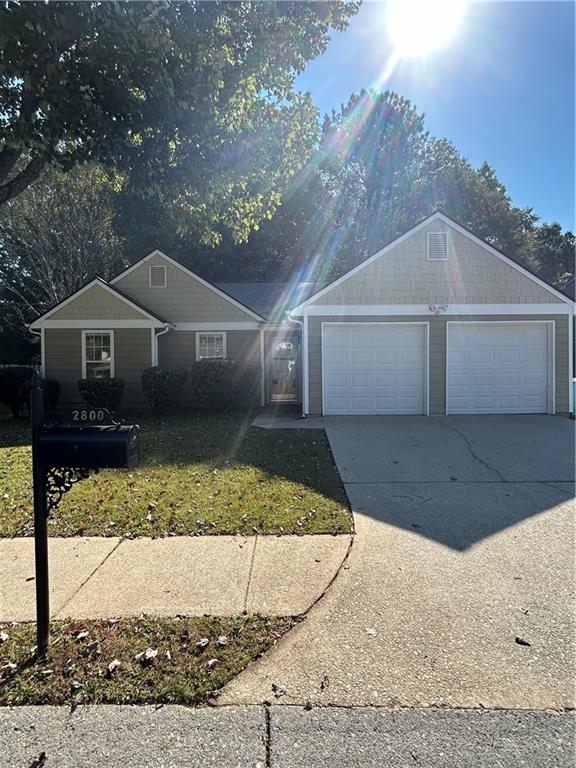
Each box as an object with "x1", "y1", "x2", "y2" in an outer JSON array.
[
  {"x1": 0, "y1": 705, "x2": 573, "y2": 767},
  {"x1": 0, "y1": 534, "x2": 351, "y2": 621}
]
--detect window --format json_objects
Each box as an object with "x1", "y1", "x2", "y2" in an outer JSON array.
[
  {"x1": 427, "y1": 232, "x2": 449, "y2": 261},
  {"x1": 196, "y1": 332, "x2": 226, "y2": 360},
  {"x1": 82, "y1": 331, "x2": 114, "y2": 379},
  {"x1": 149, "y1": 265, "x2": 167, "y2": 287}
]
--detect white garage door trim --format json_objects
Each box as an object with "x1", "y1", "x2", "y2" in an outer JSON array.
[
  {"x1": 446, "y1": 320, "x2": 555, "y2": 415},
  {"x1": 321, "y1": 322, "x2": 430, "y2": 416}
]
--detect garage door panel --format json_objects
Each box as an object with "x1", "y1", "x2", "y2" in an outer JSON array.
[
  {"x1": 447, "y1": 323, "x2": 550, "y2": 415},
  {"x1": 323, "y1": 324, "x2": 427, "y2": 415}
]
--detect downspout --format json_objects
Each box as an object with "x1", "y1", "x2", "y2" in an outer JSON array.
[
  {"x1": 287, "y1": 314, "x2": 307, "y2": 418},
  {"x1": 153, "y1": 324, "x2": 171, "y2": 367},
  {"x1": 28, "y1": 326, "x2": 44, "y2": 377},
  {"x1": 259, "y1": 326, "x2": 266, "y2": 408}
]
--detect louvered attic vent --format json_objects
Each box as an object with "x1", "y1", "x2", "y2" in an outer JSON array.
[
  {"x1": 427, "y1": 232, "x2": 449, "y2": 261},
  {"x1": 149, "y1": 265, "x2": 167, "y2": 287}
]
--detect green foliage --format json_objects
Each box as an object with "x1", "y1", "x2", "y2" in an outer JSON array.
[
  {"x1": 0, "y1": 365, "x2": 35, "y2": 417},
  {"x1": 141, "y1": 366, "x2": 187, "y2": 412},
  {"x1": 188, "y1": 360, "x2": 259, "y2": 412},
  {"x1": 0, "y1": 0, "x2": 357, "y2": 247},
  {"x1": 78, "y1": 378, "x2": 124, "y2": 411}
]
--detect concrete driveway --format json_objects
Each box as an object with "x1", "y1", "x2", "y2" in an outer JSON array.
[{"x1": 221, "y1": 415, "x2": 575, "y2": 709}]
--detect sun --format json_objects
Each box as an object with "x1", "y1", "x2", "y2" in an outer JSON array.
[{"x1": 386, "y1": 0, "x2": 467, "y2": 58}]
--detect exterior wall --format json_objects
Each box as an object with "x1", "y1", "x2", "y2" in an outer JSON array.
[
  {"x1": 50, "y1": 285, "x2": 147, "y2": 320},
  {"x1": 158, "y1": 329, "x2": 262, "y2": 405},
  {"x1": 311, "y1": 221, "x2": 563, "y2": 306},
  {"x1": 306, "y1": 314, "x2": 570, "y2": 415},
  {"x1": 44, "y1": 328, "x2": 151, "y2": 407},
  {"x1": 113, "y1": 256, "x2": 258, "y2": 322}
]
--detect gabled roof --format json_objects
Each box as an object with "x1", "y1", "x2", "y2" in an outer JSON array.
[
  {"x1": 563, "y1": 276, "x2": 575, "y2": 301},
  {"x1": 29, "y1": 277, "x2": 169, "y2": 329},
  {"x1": 289, "y1": 212, "x2": 575, "y2": 312},
  {"x1": 111, "y1": 249, "x2": 266, "y2": 322}
]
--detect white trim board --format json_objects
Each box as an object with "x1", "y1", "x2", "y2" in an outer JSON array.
[
  {"x1": 173, "y1": 322, "x2": 261, "y2": 331},
  {"x1": 445, "y1": 320, "x2": 555, "y2": 415},
  {"x1": 35, "y1": 319, "x2": 163, "y2": 329},
  {"x1": 290, "y1": 212, "x2": 575, "y2": 312},
  {"x1": 297, "y1": 304, "x2": 573, "y2": 317},
  {"x1": 320, "y1": 321, "x2": 430, "y2": 417},
  {"x1": 110, "y1": 250, "x2": 266, "y2": 322},
  {"x1": 29, "y1": 278, "x2": 166, "y2": 328}
]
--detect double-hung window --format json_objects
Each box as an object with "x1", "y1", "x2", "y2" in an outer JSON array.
[
  {"x1": 196, "y1": 332, "x2": 226, "y2": 361},
  {"x1": 82, "y1": 331, "x2": 114, "y2": 379}
]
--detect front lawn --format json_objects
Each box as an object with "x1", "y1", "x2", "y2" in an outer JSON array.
[
  {"x1": 0, "y1": 615, "x2": 295, "y2": 705},
  {"x1": 0, "y1": 412, "x2": 351, "y2": 537}
]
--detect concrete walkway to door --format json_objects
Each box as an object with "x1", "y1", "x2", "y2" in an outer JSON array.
[{"x1": 220, "y1": 414, "x2": 575, "y2": 709}]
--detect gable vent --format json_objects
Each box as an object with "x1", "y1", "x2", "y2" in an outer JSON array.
[
  {"x1": 149, "y1": 265, "x2": 167, "y2": 287},
  {"x1": 427, "y1": 232, "x2": 449, "y2": 261}
]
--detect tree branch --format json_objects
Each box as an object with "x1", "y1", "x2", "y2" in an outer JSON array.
[{"x1": 0, "y1": 154, "x2": 48, "y2": 205}]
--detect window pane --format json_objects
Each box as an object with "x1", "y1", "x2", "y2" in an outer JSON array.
[
  {"x1": 198, "y1": 333, "x2": 224, "y2": 359},
  {"x1": 87, "y1": 361, "x2": 111, "y2": 379}
]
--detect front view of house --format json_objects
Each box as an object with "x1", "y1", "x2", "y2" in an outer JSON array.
[{"x1": 30, "y1": 213, "x2": 575, "y2": 416}]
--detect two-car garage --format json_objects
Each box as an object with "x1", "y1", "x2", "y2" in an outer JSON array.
[{"x1": 321, "y1": 321, "x2": 554, "y2": 416}]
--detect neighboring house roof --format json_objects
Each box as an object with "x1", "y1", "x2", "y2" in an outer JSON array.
[
  {"x1": 563, "y1": 276, "x2": 575, "y2": 300},
  {"x1": 290, "y1": 211, "x2": 575, "y2": 312},
  {"x1": 29, "y1": 277, "x2": 169, "y2": 329},
  {"x1": 216, "y1": 282, "x2": 326, "y2": 321}
]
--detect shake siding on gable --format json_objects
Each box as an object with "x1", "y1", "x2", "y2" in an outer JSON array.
[
  {"x1": 113, "y1": 257, "x2": 257, "y2": 323},
  {"x1": 311, "y1": 221, "x2": 560, "y2": 306},
  {"x1": 49, "y1": 285, "x2": 148, "y2": 320}
]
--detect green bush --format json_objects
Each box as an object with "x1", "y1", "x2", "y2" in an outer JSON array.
[
  {"x1": 188, "y1": 360, "x2": 259, "y2": 412},
  {"x1": 0, "y1": 365, "x2": 35, "y2": 417},
  {"x1": 0, "y1": 367, "x2": 60, "y2": 417},
  {"x1": 141, "y1": 366, "x2": 187, "y2": 412},
  {"x1": 78, "y1": 378, "x2": 124, "y2": 411}
]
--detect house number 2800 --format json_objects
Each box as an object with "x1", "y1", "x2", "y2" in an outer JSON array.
[{"x1": 71, "y1": 409, "x2": 107, "y2": 422}]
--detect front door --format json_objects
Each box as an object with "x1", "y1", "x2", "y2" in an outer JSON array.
[{"x1": 271, "y1": 339, "x2": 298, "y2": 402}]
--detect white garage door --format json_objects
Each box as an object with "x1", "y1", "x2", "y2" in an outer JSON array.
[
  {"x1": 447, "y1": 322, "x2": 552, "y2": 414},
  {"x1": 322, "y1": 324, "x2": 427, "y2": 415}
]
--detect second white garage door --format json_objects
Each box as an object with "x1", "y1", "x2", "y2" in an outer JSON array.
[
  {"x1": 322, "y1": 323, "x2": 427, "y2": 415},
  {"x1": 446, "y1": 322, "x2": 552, "y2": 414}
]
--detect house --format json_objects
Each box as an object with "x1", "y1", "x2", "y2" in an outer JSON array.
[{"x1": 30, "y1": 212, "x2": 575, "y2": 416}]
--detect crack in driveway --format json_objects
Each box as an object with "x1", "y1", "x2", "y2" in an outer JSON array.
[{"x1": 438, "y1": 420, "x2": 506, "y2": 481}]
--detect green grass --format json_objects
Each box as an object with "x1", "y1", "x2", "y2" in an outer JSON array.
[
  {"x1": 0, "y1": 412, "x2": 351, "y2": 537},
  {"x1": 0, "y1": 615, "x2": 295, "y2": 705}
]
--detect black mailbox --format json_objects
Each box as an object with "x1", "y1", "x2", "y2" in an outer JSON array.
[{"x1": 38, "y1": 424, "x2": 139, "y2": 470}]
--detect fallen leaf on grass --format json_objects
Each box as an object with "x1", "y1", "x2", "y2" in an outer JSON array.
[{"x1": 107, "y1": 659, "x2": 121, "y2": 675}]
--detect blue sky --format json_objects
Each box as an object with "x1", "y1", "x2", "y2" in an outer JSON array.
[{"x1": 296, "y1": 1, "x2": 575, "y2": 231}]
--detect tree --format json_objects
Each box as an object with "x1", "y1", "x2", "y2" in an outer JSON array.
[
  {"x1": 0, "y1": 1, "x2": 357, "y2": 246},
  {"x1": 529, "y1": 223, "x2": 575, "y2": 289},
  {"x1": 0, "y1": 164, "x2": 126, "y2": 329}
]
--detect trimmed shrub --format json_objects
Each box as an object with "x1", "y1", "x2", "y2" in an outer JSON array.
[
  {"x1": 78, "y1": 378, "x2": 124, "y2": 411},
  {"x1": 0, "y1": 365, "x2": 35, "y2": 417},
  {"x1": 188, "y1": 360, "x2": 259, "y2": 412},
  {"x1": 0, "y1": 367, "x2": 60, "y2": 417},
  {"x1": 141, "y1": 366, "x2": 187, "y2": 412}
]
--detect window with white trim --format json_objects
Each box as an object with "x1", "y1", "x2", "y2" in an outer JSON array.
[
  {"x1": 82, "y1": 331, "x2": 114, "y2": 379},
  {"x1": 149, "y1": 265, "x2": 167, "y2": 287},
  {"x1": 427, "y1": 232, "x2": 449, "y2": 261},
  {"x1": 196, "y1": 332, "x2": 226, "y2": 360}
]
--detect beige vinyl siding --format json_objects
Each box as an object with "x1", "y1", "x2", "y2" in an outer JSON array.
[
  {"x1": 307, "y1": 315, "x2": 570, "y2": 415},
  {"x1": 311, "y1": 221, "x2": 563, "y2": 306},
  {"x1": 44, "y1": 328, "x2": 151, "y2": 407},
  {"x1": 50, "y1": 284, "x2": 148, "y2": 320},
  {"x1": 114, "y1": 257, "x2": 258, "y2": 322},
  {"x1": 158, "y1": 329, "x2": 261, "y2": 406}
]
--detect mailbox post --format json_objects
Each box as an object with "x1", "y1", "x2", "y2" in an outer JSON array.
[{"x1": 30, "y1": 373, "x2": 139, "y2": 656}]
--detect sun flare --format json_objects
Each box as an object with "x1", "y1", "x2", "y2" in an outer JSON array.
[{"x1": 387, "y1": 0, "x2": 467, "y2": 58}]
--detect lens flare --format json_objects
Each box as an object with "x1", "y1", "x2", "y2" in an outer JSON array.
[{"x1": 387, "y1": 0, "x2": 466, "y2": 58}]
